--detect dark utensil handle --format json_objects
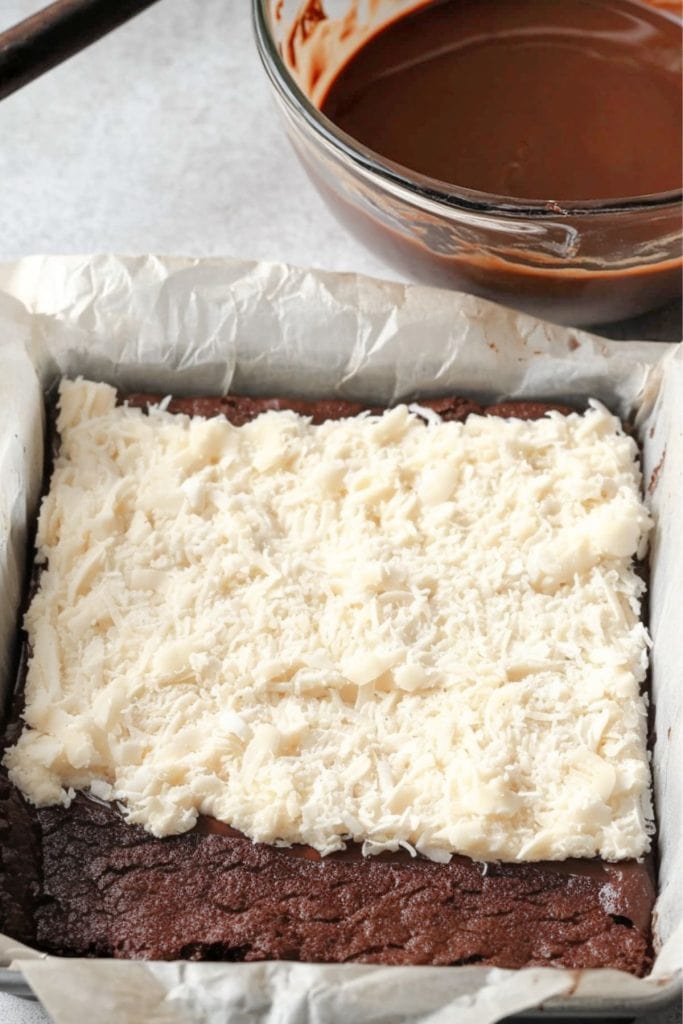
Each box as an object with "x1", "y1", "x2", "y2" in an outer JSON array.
[{"x1": 0, "y1": 0, "x2": 162, "y2": 102}]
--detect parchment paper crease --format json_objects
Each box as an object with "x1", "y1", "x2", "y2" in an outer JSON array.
[{"x1": 0, "y1": 255, "x2": 680, "y2": 1024}]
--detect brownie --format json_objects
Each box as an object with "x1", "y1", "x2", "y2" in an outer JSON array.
[
  {"x1": 121, "y1": 392, "x2": 574, "y2": 424},
  {"x1": 0, "y1": 391, "x2": 654, "y2": 974},
  {"x1": 0, "y1": 789, "x2": 654, "y2": 971}
]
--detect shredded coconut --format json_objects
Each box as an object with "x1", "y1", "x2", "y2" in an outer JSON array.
[
  {"x1": 4, "y1": 378, "x2": 654, "y2": 861},
  {"x1": 599, "y1": 882, "x2": 621, "y2": 915}
]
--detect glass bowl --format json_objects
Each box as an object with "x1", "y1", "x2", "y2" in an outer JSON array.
[{"x1": 253, "y1": 0, "x2": 682, "y2": 326}]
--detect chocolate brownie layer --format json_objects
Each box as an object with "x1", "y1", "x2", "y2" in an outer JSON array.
[
  {"x1": 0, "y1": 391, "x2": 654, "y2": 973},
  {"x1": 0, "y1": 789, "x2": 653, "y2": 971},
  {"x1": 123, "y1": 393, "x2": 575, "y2": 424}
]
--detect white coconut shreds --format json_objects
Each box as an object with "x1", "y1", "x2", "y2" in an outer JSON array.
[{"x1": 4, "y1": 378, "x2": 654, "y2": 862}]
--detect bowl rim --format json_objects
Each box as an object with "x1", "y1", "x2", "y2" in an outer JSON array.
[{"x1": 252, "y1": 0, "x2": 683, "y2": 220}]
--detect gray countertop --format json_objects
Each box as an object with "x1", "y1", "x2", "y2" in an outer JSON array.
[{"x1": 0, "y1": 1, "x2": 680, "y2": 1021}]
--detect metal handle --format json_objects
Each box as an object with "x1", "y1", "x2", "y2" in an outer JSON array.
[{"x1": 0, "y1": 0, "x2": 162, "y2": 102}]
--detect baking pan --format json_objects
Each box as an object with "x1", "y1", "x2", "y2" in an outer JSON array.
[{"x1": 0, "y1": 255, "x2": 680, "y2": 1023}]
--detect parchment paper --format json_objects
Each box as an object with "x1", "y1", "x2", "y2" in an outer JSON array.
[{"x1": 0, "y1": 255, "x2": 680, "y2": 1024}]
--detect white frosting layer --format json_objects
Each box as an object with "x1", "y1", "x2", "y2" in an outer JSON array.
[{"x1": 5, "y1": 379, "x2": 654, "y2": 861}]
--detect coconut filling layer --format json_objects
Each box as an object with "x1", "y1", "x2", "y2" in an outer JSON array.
[{"x1": 5, "y1": 378, "x2": 653, "y2": 862}]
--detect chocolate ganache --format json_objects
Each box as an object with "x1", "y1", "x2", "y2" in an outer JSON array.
[{"x1": 321, "y1": 0, "x2": 683, "y2": 202}]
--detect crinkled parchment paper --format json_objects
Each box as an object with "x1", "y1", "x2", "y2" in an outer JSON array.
[{"x1": 0, "y1": 255, "x2": 680, "y2": 1024}]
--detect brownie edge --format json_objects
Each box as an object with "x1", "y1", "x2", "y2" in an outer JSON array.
[{"x1": 16, "y1": 795, "x2": 650, "y2": 973}]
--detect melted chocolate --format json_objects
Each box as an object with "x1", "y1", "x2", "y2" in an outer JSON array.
[
  {"x1": 0, "y1": 391, "x2": 654, "y2": 972},
  {"x1": 284, "y1": 0, "x2": 683, "y2": 323},
  {"x1": 321, "y1": 0, "x2": 683, "y2": 202}
]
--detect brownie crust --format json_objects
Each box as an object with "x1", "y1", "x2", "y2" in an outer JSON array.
[
  {"x1": 123, "y1": 392, "x2": 576, "y2": 424},
  {"x1": 0, "y1": 791, "x2": 650, "y2": 972}
]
